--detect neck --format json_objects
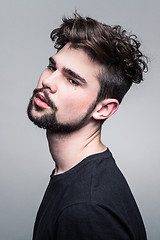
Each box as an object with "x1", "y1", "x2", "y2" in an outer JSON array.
[{"x1": 46, "y1": 122, "x2": 106, "y2": 175}]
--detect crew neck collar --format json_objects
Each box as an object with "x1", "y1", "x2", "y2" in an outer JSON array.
[{"x1": 50, "y1": 148, "x2": 111, "y2": 181}]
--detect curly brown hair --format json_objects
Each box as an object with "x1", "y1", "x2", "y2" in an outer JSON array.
[{"x1": 50, "y1": 13, "x2": 148, "y2": 104}]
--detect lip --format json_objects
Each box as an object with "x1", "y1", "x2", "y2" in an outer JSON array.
[{"x1": 34, "y1": 93, "x2": 50, "y2": 108}]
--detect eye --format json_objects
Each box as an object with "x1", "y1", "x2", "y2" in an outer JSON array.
[
  {"x1": 47, "y1": 65, "x2": 56, "y2": 71},
  {"x1": 68, "y1": 79, "x2": 79, "y2": 86}
]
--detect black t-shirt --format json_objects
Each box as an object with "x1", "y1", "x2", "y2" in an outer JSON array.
[{"x1": 32, "y1": 149, "x2": 147, "y2": 240}]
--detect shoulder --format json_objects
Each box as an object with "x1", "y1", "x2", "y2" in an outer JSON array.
[
  {"x1": 55, "y1": 202, "x2": 133, "y2": 240},
  {"x1": 90, "y1": 150, "x2": 133, "y2": 204}
]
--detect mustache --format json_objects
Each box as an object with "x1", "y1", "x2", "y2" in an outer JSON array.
[{"x1": 33, "y1": 88, "x2": 57, "y2": 111}]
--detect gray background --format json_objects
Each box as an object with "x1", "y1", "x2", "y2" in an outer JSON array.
[{"x1": 0, "y1": 0, "x2": 159, "y2": 239}]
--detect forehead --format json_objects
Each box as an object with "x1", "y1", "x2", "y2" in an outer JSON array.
[{"x1": 53, "y1": 43, "x2": 101, "y2": 86}]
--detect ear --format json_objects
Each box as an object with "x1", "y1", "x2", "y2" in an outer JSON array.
[{"x1": 92, "y1": 99, "x2": 119, "y2": 121}]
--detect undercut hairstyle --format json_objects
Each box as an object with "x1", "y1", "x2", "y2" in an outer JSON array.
[{"x1": 50, "y1": 13, "x2": 148, "y2": 104}]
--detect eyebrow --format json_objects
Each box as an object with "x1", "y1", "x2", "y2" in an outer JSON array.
[
  {"x1": 63, "y1": 68, "x2": 87, "y2": 84},
  {"x1": 49, "y1": 57, "x2": 87, "y2": 84}
]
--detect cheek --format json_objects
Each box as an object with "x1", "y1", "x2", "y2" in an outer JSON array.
[
  {"x1": 55, "y1": 89, "x2": 97, "y2": 123},
  {"x1": 61, "y1": 93, "x2": 94, "y2": 111}
]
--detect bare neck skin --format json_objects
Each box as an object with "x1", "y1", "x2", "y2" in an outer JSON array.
[{"x1": 46, "y1": 121, "x2": 106, "y2": 175}]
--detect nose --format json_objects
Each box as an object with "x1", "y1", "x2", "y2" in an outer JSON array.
[{"x1": 41, "y1": 71, "x2": 58, "y2": 94}]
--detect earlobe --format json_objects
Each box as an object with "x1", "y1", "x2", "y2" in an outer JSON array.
[{"x1": 92, "y1": 99, "x2": 119, "y2": 120}]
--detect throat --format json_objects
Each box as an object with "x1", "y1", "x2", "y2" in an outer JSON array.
[{"x1": 46, "y1": 127, "x2": 106, "y2": 175}]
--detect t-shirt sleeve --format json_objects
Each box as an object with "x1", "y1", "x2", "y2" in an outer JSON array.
[{"x1": 54, "y1": 203, "x2": 132, "y2": 240}]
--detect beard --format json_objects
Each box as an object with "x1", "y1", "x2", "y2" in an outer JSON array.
[{"x1": 27, "y1": 88, "x2": 97, "y2": 134}]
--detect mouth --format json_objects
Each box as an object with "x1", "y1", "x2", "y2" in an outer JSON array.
[{"x1": 34, "y1": 93, "x2": 50, "y2": 108}]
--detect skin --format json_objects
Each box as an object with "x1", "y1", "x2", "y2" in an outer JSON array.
[{"x1": 31, "y1": 43, "x2": 119, "y2": 175}]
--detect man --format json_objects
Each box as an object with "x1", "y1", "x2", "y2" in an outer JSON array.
[{"x1": 27, "y1": 13, "x2": 148, "y2": 240}]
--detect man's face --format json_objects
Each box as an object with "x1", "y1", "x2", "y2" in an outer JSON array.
[{"x1": 27, "y1": 43, "x2": 101, "y2": 133}]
